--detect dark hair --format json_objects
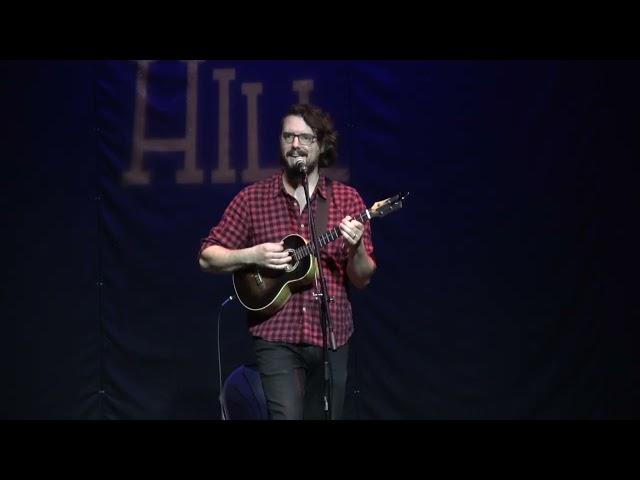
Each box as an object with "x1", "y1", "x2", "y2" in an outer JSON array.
[{"x1": 283, "y1": 103, "x2": 338, "y2": 168}]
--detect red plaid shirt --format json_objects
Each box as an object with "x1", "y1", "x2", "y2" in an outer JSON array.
[{"x1": 200, "y1": 172, "x2": 375, "y2": 347}]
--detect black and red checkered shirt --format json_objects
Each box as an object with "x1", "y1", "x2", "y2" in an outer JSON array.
[{"x1": 200, "y1": 172, "x2": 375, "y2": 348}]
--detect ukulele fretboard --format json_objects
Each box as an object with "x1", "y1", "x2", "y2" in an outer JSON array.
[{"x1": 292, "y1": 210, "x2": 370, "y2": 261}]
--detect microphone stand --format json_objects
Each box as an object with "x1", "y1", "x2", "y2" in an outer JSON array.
[{"x1": 300, "y1": 164, "x2": 336, "y2": 420}]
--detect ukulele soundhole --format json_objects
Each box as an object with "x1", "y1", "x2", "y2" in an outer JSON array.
[{"x1": 283, "y1": 249, "x2": 298, "y2": 273}]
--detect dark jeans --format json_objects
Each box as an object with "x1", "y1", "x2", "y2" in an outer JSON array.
[{"x1": 253, "y1": 337, "x2": 349, "y2": 420}]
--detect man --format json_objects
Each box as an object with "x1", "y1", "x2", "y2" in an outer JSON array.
[{"x1": 199, "y1": 103, "x2": 376, "y2": 419}]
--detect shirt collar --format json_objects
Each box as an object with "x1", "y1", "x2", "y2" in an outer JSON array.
[{"x1": 273, "y1": 170, "x2": 327, "y2": 199}]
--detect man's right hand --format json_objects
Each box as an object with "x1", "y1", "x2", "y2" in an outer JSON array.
[{"x1": 250, "y1": 242, "x2": 292, "y2": 270}]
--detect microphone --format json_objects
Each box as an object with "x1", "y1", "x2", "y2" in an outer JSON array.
[{"x1": 295, "y1": 158, "x2": 307, "y2": 174}]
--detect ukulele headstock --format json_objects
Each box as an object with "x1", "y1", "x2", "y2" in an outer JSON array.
[{"x1": 370, "y1": 192, "x2": 409, "y2": 218}]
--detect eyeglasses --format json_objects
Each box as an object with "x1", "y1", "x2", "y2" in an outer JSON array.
[{"x1": 281, "y1": 132, "x2": 316, "y2": 146}]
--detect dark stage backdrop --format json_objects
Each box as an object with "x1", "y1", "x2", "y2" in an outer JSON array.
[{"x1": 2, "y1": 60, "x2": 639, "y2": 419}]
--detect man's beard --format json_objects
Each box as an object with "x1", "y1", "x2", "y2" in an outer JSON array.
[{"x1": 281, "y1": 153, "x2": 317, "y2": 179}]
